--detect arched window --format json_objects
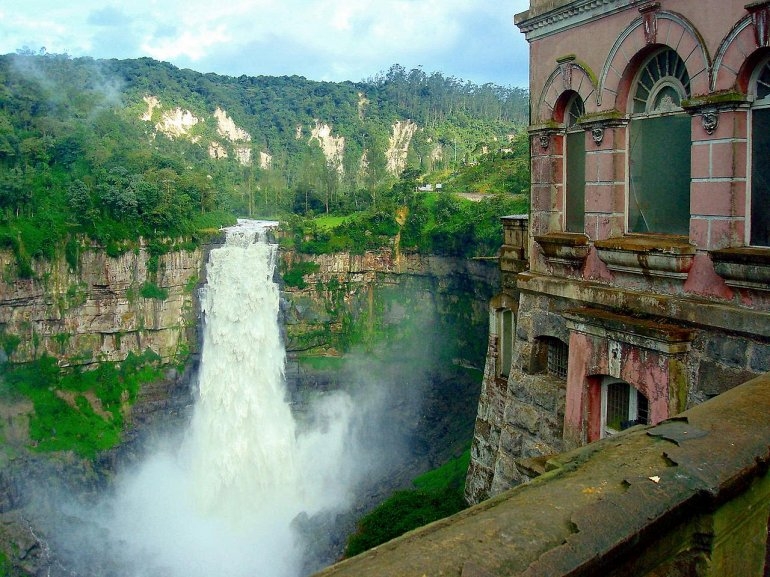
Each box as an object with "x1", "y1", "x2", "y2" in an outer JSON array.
[
  {"x1": 600, "y1": 377, "x2": 650, "y2": 438},
  {"x1": 565, "y1": 94, "x2": 586, "y2": 233},
  {"x1": 751, "y1": 56, "x2": 770, "y2": 247},
  {"x1": 628, "y1": 48, "x2": 692, "y2": 235}
]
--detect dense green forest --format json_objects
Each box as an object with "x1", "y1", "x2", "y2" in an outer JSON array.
[{"x1": 0, "y1": 50, "x2": 529, "y2": 269}]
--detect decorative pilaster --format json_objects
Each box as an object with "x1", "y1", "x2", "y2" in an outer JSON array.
[
  {"x1": 639, "y1": 2, "x2": 661, "y2": 45},
  {"x1": 747, "y1": 1, "x2": 770, "y2": 47},
  {"x1": 557, "y1": 55, "x2": 576, "y2": 91}
]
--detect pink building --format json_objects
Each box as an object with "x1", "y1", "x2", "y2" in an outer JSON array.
[{"x1": 467, "y1": 0, "x2": 770, "y2": 503}]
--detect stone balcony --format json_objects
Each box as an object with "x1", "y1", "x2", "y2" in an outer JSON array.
[{"x1": 314, "y1": 372, "x2": 770, "y2": 577}]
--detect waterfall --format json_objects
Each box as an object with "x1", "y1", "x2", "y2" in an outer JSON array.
[
  {"x1": 95, "y1": 220, "x2": 358, "y2": 577},
  {"x1": 190, "y1": 220, "x2": 301, "y2": 522}
]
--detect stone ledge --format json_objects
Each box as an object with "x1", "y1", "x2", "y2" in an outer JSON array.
[
  {"x1": 711, "y1": 247, "x2": 770, "y2": 291},
  {"x1": 594, "y1": 235, "x2": 696, "y2": 279},
  {"x1": 516, "y1": 271, "x2": 770, "y2": 338},
  {"x1": 534, "y1": 232, "x2": 590, "y2": 266},
  {"x1": 563, "y1": 307, "x2": 695, "y2": 354},
  {"x1": 314, "y1": 374, "x2": 770, "y2": 577}
]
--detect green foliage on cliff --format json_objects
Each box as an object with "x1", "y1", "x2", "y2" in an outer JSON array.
[
  {"x1": 1, "y1": 349, "x2": 162, "y2": 458},
  {"x1": 282, "y1": 261, "x2": 321, "y2": 289},
  {"x1": 401, "y1": 192, "x2": 528, "y2": 257},
  {"x1": 282, "y1": 210, "x2": 401, "y2": 255},
  {"x1": 139, "y1": 281, "x2": 169, "y2": 300},
  {"x1": 0, "y1": 329, "x2": 21, "y2": 358},
  {"x1": 0, "y1": 551, "x2": 22, "y2": 577},
  {"x1": 285, "y1": 188, "x2": 527, "y2": 259},
  {"x1": 413, "y1": 447, "x2": 471, "y2": 492},
  {"x1": 345, "y1": 450, "x2": 471, "y2": 557},
  {"x1": 428, "y1": 130, "x2": 531, "y2": 196},
  {"x1": 0, "y1": 51, "x2": 528, "y2": 277}
]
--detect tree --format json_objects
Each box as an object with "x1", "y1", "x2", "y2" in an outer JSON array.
[{"x1": 66, "y1": 180, "x2": 93, "y2": 225}]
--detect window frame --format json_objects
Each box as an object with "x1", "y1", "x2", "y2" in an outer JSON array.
[
  {"x1": 530, "y1": 336, "x2": 569, "y2": 380},
  {"x1": 600, "y1": 377, "x2": 650, "y2": 438},
  {"x1": 749, "y1": 55, "x2": 770, "y2": 247},
  {"x1": 626, "y1": 48, "x2": 692, "y2": 236}
]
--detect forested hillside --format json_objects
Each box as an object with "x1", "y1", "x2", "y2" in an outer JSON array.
[{"x1": 0, "y1": 50, "x2": 529, "y2": 268}]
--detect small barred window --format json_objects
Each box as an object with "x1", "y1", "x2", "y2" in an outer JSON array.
[{"x1": 546, "y1": 338, "x2": 568, "y2": 379}]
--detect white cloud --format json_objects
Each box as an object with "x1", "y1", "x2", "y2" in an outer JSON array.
[
  {"x1": 0, "y1": 0, "x2": 531, "y2": 86},
  {"x1": 143, "y1": 25, "x2": 230, "y2": 61}
]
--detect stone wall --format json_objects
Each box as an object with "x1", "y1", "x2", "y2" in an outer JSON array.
[
  {"x1": 467, "y1": 268, "x2": 770, "y2": 502},
  {"x1": 0, "y1": 241, "x2": 204, "y2": 366}
]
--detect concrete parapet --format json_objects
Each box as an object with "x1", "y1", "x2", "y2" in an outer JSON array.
[{"x1": 315, "y1": 373, "x2": 770, "y2": 577}]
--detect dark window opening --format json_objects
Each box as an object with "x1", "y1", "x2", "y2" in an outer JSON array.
[
  {"x1": 531, "y1": 336, "x2": 569, "y2": 379},
  {"x1": 546, "y1": 338, "x2": 568, "y2": 379},
  {"x1": 605, "y1": 381, "x2": 630, "y2": 432},
  {"x1": 629, "y1": 114, "x2": 691, "y2": 234},
  {"x1": 499, "y1": 309, "x2": 513, "y2": 378},
  {"x1": 752, "y1": 59, "x2": 770, "y2": 247},
  {"x1": 628, "y1": 48, "x2": 692, "y2": 236},
  {"x1": 603, "y1": 378, "x2": 650, "y2": 437},
  {"x1": 565, "y1": 95, "x2": 586, "y2": 233}
]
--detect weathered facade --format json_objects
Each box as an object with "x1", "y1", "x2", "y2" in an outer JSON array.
[{"x1": 467, "y1": 0, "x2": 770, "y2": 503}]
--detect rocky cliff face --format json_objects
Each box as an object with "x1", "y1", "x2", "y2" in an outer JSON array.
[
  {"x1": 278, "y1": 248, "x2": 498, "y2": 570},
  {"x1": 281, "y1": 248, "x2": 496, "y2": 362},
  {"x1": 281, "y1": 248, "x2": 498, "y2": 471},
  {"x1": 0, "y1": 241, "x2": 204, "y2": 367},
  {"x1": 0, "y1": 241, "x2": 498, "y2": 575}
]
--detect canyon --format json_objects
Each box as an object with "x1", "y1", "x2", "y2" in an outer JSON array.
[{"x1": 0, "y1": 233, "x2": 497, "y2": 575}]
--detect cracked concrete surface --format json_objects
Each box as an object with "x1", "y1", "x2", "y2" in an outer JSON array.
[{"x1": 314, "y1": 373, "x2": 770, "y2": 577}]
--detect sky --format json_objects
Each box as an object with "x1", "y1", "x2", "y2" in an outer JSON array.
[{"x1": 0, "y1": 0, "x2": 531, "y2": 88}]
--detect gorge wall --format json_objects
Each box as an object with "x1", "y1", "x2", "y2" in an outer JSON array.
[
  {"x1": 0, "y1": 238, "x2": 498, "y2": 575},
  {"x1": 281, "y1": 248, "x2": 499, "y2": 477},
  {"x1": 0, "y1": 241, "x2": 203, "y2": 367}
]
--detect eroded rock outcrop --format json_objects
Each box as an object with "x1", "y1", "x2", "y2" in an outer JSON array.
[
  {"x1": 0, "y1": 241, "x2": 203, "y2": 366},
  {"x1": 385, "y1": 120, "x2": 417, "y2": 175},
  {"x1": 310, "y1": 121, "x2": 345, "y2": 174}
]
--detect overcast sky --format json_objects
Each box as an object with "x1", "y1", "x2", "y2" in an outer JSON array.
[{"x1": 0, "y1": 1, "x2": 531, "y2": 87}]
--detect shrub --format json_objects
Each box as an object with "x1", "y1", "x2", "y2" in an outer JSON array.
[
  {"x1": 140, "y1": 281, "x2": 168, "y2": 300},
  {"x1": 0, "y1": 331, "x2": 21, "y2": 357},
  {"x1": 345, "y1": 450, "x2": 471, "y2": 557},
  {"x1": 345, "y1": 487, "x2": 467, "y2": 557},
  {"x1": 283, "y1": 261, "x2": 320, "y2": 289}
]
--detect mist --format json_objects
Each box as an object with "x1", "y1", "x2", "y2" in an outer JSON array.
[{"x1": 21, "y1": 221, "x2": 443, "y2": 577}]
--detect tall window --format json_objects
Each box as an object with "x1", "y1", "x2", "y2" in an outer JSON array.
[
  {"x1": 601, "y1": 377, "x2": 650, "y2": 438},
  {"x1": 751, "y1": 56, "x2": 770, "y2": 247},
  {"x1": 499, "y1": 309, "x2": 513, "y2": 378},
  {"x1": 565, "y1": 95, "x2": 586, "y2": 233},
  {"x1": 628, "y1": 48, "x2": 692, "y2": 235}
]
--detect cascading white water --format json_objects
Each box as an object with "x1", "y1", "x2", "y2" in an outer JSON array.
[
  {"x1": 191, "y1": 220, "x2": 301, "y2": 521},
  {"x1": 97, "y1": 219, "x2": 362, "y2": 577}
]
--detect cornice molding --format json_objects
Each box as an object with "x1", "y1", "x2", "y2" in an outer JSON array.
[{"x1": 516, "y1": 0, "x2": 635, "y2": 41}]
